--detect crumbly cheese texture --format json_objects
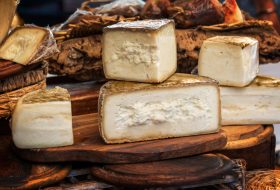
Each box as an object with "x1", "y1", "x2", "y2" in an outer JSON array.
[
  {"x1": 0, "y1": 27, "x2": 48, "y2": 65},
  {"x1": 198, "y1": 36, "x2": 259, "y2": 87},
  {"x1": 103, "y1": 19, "x2": 177, "y2": 83},
  {"x1": 99, "y1": 73, "x2": 221, "y2": 144},
  {"x1": 12, "y1": 87, "x2": 73, "y2": 149},
  {"x1": 221, "y1": 76, "x2": 280, "y2": 125}
]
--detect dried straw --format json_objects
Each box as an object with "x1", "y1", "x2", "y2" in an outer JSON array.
[
  {"x1": 54, "y1": 15, "x2": 139, "y2": 42},
  {"x1": 246, "y1": 170, "x2": 280, "y2": 190},
  {"x1": 0, "y1": 62, "x2": 48, "y2": 93},
  {"x1": 0, "y1": 80, "x2": 46, "y2": 118}
]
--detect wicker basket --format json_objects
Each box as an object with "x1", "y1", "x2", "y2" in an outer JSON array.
[
  {"x1": 246, "y1": 170, "x2": 280, "y2": 190},
  {"x1": 0, "y1": 80, "x2": 46, "y2": 118},
  {"x1": 0, "y1": 62, "x2": 48, "y2": 93}
]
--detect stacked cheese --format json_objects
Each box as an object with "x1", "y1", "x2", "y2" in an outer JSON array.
[
  {"x1": 198, "y1": 36, "x2": 280, "y2": 125},
  {"x1": 100, "y1": 19, "x2": 221, "y2": 144}
]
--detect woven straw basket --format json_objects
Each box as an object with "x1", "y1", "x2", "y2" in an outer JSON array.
[
  {"x1": 0, "y1": 63, "x2": 47, "y2": 118},
  {"x1": 0, "y1": 80, "x2": 46, "y2": 118},
  {"x1": 246, "y1": 170, "x2": 280, "y2": 190}
]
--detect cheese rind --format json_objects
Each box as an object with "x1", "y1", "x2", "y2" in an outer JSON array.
[
  {"x1": 198, "y1": 36, "x2": 259, "y2": 87},
  {"x1": 99, "y1": 73, "x2": 221, "y2": 144},
  {"x1": 103, "y1": 19, "x2": 177, "y2": 83},
  {"x1": 12, "y1": 87, "x2": 73, "y2": 149},
  {"x1": 0, "y1": 0, "x2": 17, "y2": 44},
  {"x1": 221, "y1": 75, "x2": 280, "y2": 125}
]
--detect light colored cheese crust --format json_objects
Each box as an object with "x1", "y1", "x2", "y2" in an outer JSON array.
[
  {"x1": 221, "y1": 75, "x2": 280, "y2": 88},
  {"x1": 104, "y1": 19, "x2": 174, "y2": 32},
  {"x1": 249, "y1": 75, "x2": 280, "y2": 87},
  {"x1": 98, "y1": 73, "x2": 221, "y2": 144},
  {"x1": 22, "y1": 86, "x2": 70, "y2": 104},
  {"x1": 206, "y1": 36, "x2": 258, "y2": 48}
]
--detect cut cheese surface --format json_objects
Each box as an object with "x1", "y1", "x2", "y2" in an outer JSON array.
[
  {"x1": 221, "y1": 75, "x2": 280, "y2": 125},
  {"x1": 12, "y1": 87, "x2": 73, "y2": 149},
  {"x1": 99, "y1": 73, "x2": 221, "y2": 144},
  {"x1": 198, "y1": 36, "x2": 259, "y2": 87},
  {"x1": 103, "y1": 19, "x2": 177, "y2": 83},
  {"x1": 0, "y1": 26, "x2": 48, "y2": 65}
]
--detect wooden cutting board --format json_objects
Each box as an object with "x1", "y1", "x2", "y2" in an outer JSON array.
[
  {"x1": 0, "y1": 136, "x2": 71, "y2": 190},
  {"x1": 14, "y1": 113, "x2": 227, "y2": 164},
  {"x1": 91, "y1": 154, "x2": 241, "y2": 188},
  {"x1": 218, "y1": 125, "x2": 275, "y2": 170},
  {"x1": 221, "y1": 125, "x2": 273, "y2": 149}
]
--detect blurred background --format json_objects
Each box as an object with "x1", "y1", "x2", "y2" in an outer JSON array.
[{"x1": 17, "y1": 0, "x2": 280, "y2": 27}]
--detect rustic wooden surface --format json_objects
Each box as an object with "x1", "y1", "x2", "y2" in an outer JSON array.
[
  {"x1": 47, "y1": 78, "x2": 103, "y2": 116},
  {"x1": 91, "y1": 154, "x2": 237, "y2": 188},
  {"x1": 14, "y1": 113, "x2": 227, "y2": 164},
  {"x1": 44, "y1": 181, "x2": 113, "y2": 190},
  {"x1": 0, "y1": 60, "x2": 41, "y2": 81},
  {"x1": 222, "y1": 125, "x2": 273, "y2": 150},
  {"x1": 0, "y1": 135, "x2": 71, "y2": 190},
  {"x1": 218, "y1": 125, "x2": 275, "y2": 170},
  {"x1": 0, "y1": 60, "x2": 24, "y2": 80},
  {"x1": 222, "y1": 125, "x2": 264, "y2": 141}
]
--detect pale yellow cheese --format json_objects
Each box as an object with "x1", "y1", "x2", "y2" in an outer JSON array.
[
  {"x1": 12, "y1": 87, "x2": 73, "y2": 149},
  {"x1": 221, "y1": 76, "x2": 280, "y2": 125},
  {"x1": 198, "y1": 36, "x2": 259, "y2": 87},
  {"x1": 103, "y1": 19, "x2": 177, "y2": 83}
]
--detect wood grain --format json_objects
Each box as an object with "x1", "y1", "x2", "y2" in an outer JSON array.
[
  {"x1": 47, "y1": 79, "x2": 103, "y2": 116},
  {"x1": 14, "y1": 113, "x2": 227, "y2": 164},
  {"x1": 222, "y1": 125, "x2": 273, "y2": 150},
  {"x1": 0, "y1": 135, "x2": 71, "y2": 190},
  {"x1": 0, "y1": 60, "x2": 40, "y2": 81},
  {"x1": 222, "y1": 125, "x2": 263, "y2": 141},
  {"x1": 91, "y1": 154, "x2": 238, "y2": 188},
  {"x1": 0, "y1": 60, "x2": 24, "y2": 80},
  {"x1": 218, "y1": 125, "x2": 275, "y2": 170}
]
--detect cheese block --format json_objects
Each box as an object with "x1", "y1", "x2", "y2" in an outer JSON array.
[
  {"x1": 198, "y1": 36, "x2": 259, "y2": 87},
  {"x1": 0, "y1": 26, "x2": 49, "y2": 65},
  {"x1": 0, "y1": 0, "x2": 17, "y2": 44},
  {"x1": 99, "y1": 73, "x2": 221, "y2": 144},
  {"x1": 12, "y1": 87, "x2": 73, "y2": 149},
  {"x1": 221, "y1": 75, "x2": 280, "y2": 125},
  {"x1": 103, "y1": 19, "x2": 177, "y2": 83}
]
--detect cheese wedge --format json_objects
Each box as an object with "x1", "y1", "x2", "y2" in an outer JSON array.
[
  {"x1": 0, "y1": 0, "x2": 17, "y2": 44},
  {"x1": 103, "y1": 19, "x2": 177, "y2": 83},
  {"x1": 221, "y1": 76, "x2": 280, "y2": 125},
  {"x1": 99, "y1": 73, "x2": 221, "y2": 144},
  {"x1": 12, "y1": 87, "x2": 73, "y2": 149},
  {"x1": 0, "y1": 26, "x2": 49, "y2": 65},
  {"x1": 198, "y1": 36, "x2": 259, "y2": 87}
]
